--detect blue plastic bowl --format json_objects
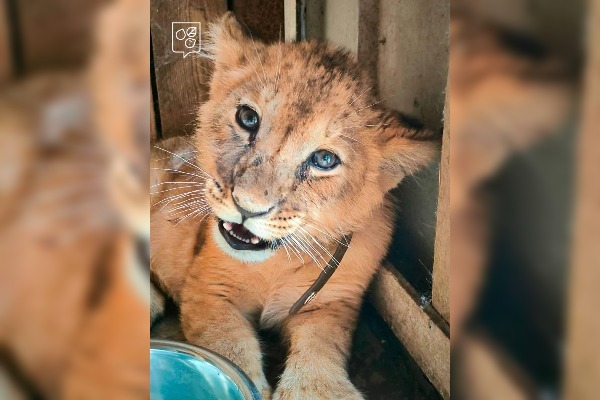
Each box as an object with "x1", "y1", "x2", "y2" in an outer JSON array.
[{"x1": 150, "y1": 339, "x2": 261, "y2": 400}]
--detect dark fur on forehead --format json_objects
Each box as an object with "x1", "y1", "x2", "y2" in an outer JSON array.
[
  {"x1": 311, "y1": 42, "x2": 360, "y2": 75},
  {"x1": 302, "y1": 41, "x2": 368, "y2": 86}
]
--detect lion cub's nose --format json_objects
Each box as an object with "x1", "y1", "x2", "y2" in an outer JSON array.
[{"x1": 232, "y1": 189, "x2": 274, "y2": 221}]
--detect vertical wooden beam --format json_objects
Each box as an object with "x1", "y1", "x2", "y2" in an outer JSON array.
[
  {"x1": 304, "y1": 0, "x2": 359, "y2": 52},
  {"x1": 284, "y1": 0, "x2": 298, "y2": 42},
  {"x1": 563, "y1": 0, "x2": 600, "y2": 398},
  {"x1": 432, "y1": 89, "x2": 450, "y2": 322},
  {"x1": 377, "y1": 0, "x2": 449, "y2": 130},
  {"x1": 357, "y1": 0, "x2": 380, "y2": 91},
  {"x1": 304, "y1": 0, "x2": 323, "y2": 41},
  {"x1": 321, "y1": 0, "x2": 359, "y2": 52},
  {"x1": 150, "y1": 0, "x2": 227, "y2": 138}
]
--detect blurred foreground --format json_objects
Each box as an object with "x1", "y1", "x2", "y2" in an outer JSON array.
[
  {"x1": 451, "y1": 0, "x2": 598, "y2": 399},
  {"x1": 0, "y1": 0, "x2": 150, "y2": 398}
]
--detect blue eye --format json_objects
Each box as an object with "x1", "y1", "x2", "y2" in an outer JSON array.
[
  {"x1": 311, "y1": 150, "x2": 340, "y2": 170},
  {"x1": 236, "y1": 106, "x2": 260, "y2": 132}
]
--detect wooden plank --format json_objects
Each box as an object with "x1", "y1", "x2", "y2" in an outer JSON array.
[
  {"x1": 369, "y1": 263, "x2": 450, "y2": 399},
  {"x1": 15, "y1": 0, "x2": 107, "y2": 73},
  {"x1": 0, "y1": 0, "x2": 11, "y2": 83},
  {"x1": 357, "y1": 0, "x2": 380, "y2": 90},
  {"x1": 150, "y1": 0, "x2": 227, "y2": 138},
  {"x1": 230, "y1": 0, "x2": 284, "y2": 43},
  {"x1": 284, "y1": 0, "x2": 297, "y2": 42},
  {"x1": 323, "y1": 0, "x2": 359, "y2": 52},
  {"x1": 304, "y1": 0, "x2": 359, "y2": 53},
  {"x1": 377, "y1": 0, "x2": 449, "y2": 130},
  {"x1": 432, "y1": 88, "x2": 450, "y2": 322},
  {"x1": 563, "y1": 0, "x2": 600, "y2": 397},
  {"x1": 304, "y1": 0, "x2": 323, "y2": 41}
]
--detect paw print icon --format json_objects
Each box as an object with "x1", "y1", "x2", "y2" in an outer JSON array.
[{"x1": 171, "y1": 22, "x2": 201, "y2": 58}]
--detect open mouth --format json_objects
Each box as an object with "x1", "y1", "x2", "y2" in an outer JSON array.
[{"x1": 218, "y1": 219, "x2": 270, "y2": 251}]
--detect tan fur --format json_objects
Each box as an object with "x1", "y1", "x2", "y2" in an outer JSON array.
[{"x1": 152, "y1": 13, "x2": 438, "y2": 400}]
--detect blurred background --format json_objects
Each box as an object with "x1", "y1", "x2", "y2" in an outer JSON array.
[
  {"x1": 0, "y1": 0, "x2": 150, "y2": 398},
  {"x1": 450, "y1": 0, "x2": 599, "y2": 399}
]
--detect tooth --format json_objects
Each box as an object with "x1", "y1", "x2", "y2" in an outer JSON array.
[
  {"x1": 223, "y1": 222, "x2": 232, "y2": 231},
  {"x1": 251, "y1": 237, "x2": 259, "y2": 244}
]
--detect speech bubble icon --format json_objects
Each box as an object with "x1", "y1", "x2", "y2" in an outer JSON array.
[{"x1": 171, "y1": 22, "x2": 202, "y2": 58}]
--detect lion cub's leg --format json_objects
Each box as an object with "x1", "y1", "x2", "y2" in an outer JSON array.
[
  {"x1": 274, "y1": 301, "x2": 364, "y2": 400},
  {"x1": 180, "y1": 291, "x2": 271, "y2": 399}
]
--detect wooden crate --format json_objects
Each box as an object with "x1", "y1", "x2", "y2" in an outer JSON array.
[{"x1": 150, "y1": 1, "x2": 450, "y2": 397}]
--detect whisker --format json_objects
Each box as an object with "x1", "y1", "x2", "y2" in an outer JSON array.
[
  {"x1": 302, "y1": 222, "x2": 350, "y2": 248},
  {"x1": 165, "y1": 200, "x2": 208, "y2": 214},
  {"x1": 244, "y1": 50, "x2": 267, "y2": 91},
  {"x1": 153, "y1": 146, "x2": 214, "y2": 180},
  {"x1": 152, "y1": 149, "x2": 197, "y2": 162},
  {"x1": 297, "y1": 229, "x2": 338, "y2": 268},
  {"x1": 150, "y1": 181, "x2": 205, "y2": 189},
  {"x1": 283, "y1": 237, "x2": 304, "y2": 265},
  {"x1": 281, "y1": 240, "x2": 291, "y2": 261},
  {"x1": 290, "y1": 233, "x2": 325, "y2": 271},
  {"x1": 340, "y1": 134, "x2": 367, "y2": 147},
  {"x1": 174, "y1": 205, "x2": 209, "y2": 226},
  {"x1": 333, "y1": 85, "x2": 373, "y2": 122},
  {"x1": 243, "y1": 22, "x2": 268, "y2": 87},
  {"x1": 355, "y1": 91, "x2": 403, "y2": 113},
  {"x1": 151, "y1": 184, "x2": 205, "y2": 195},
  {"x1": 150, "y1": 167, "x2": 209, "y2": 182},
  {"x1": 151, "y1": 190, "x2": 204, "y2": 208}
]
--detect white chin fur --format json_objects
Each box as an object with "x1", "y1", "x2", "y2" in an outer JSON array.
[{"x1": 211, "y1": 222, "x2": 275, "y2": 263}]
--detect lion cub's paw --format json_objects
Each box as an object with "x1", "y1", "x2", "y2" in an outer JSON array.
[{"x1": 273, "y1": 376, "x2": 364, "y2": 400}]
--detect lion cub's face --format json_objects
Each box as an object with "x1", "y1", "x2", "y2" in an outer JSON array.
[{"x1": 195, "y1": 13, "x2": 438, "y2": 262}]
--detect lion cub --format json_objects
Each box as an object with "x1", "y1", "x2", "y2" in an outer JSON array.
[{"x1": 151, "y1": 12, "x2": 438, "y2": 400}]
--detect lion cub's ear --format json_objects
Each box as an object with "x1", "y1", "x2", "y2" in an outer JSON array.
[
  {"x1": 377, "y1": 118, "x2": 441, "y2": 192},
  {"x1": 207, "y1": 12, "x2": 257, "y2": 70}
]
